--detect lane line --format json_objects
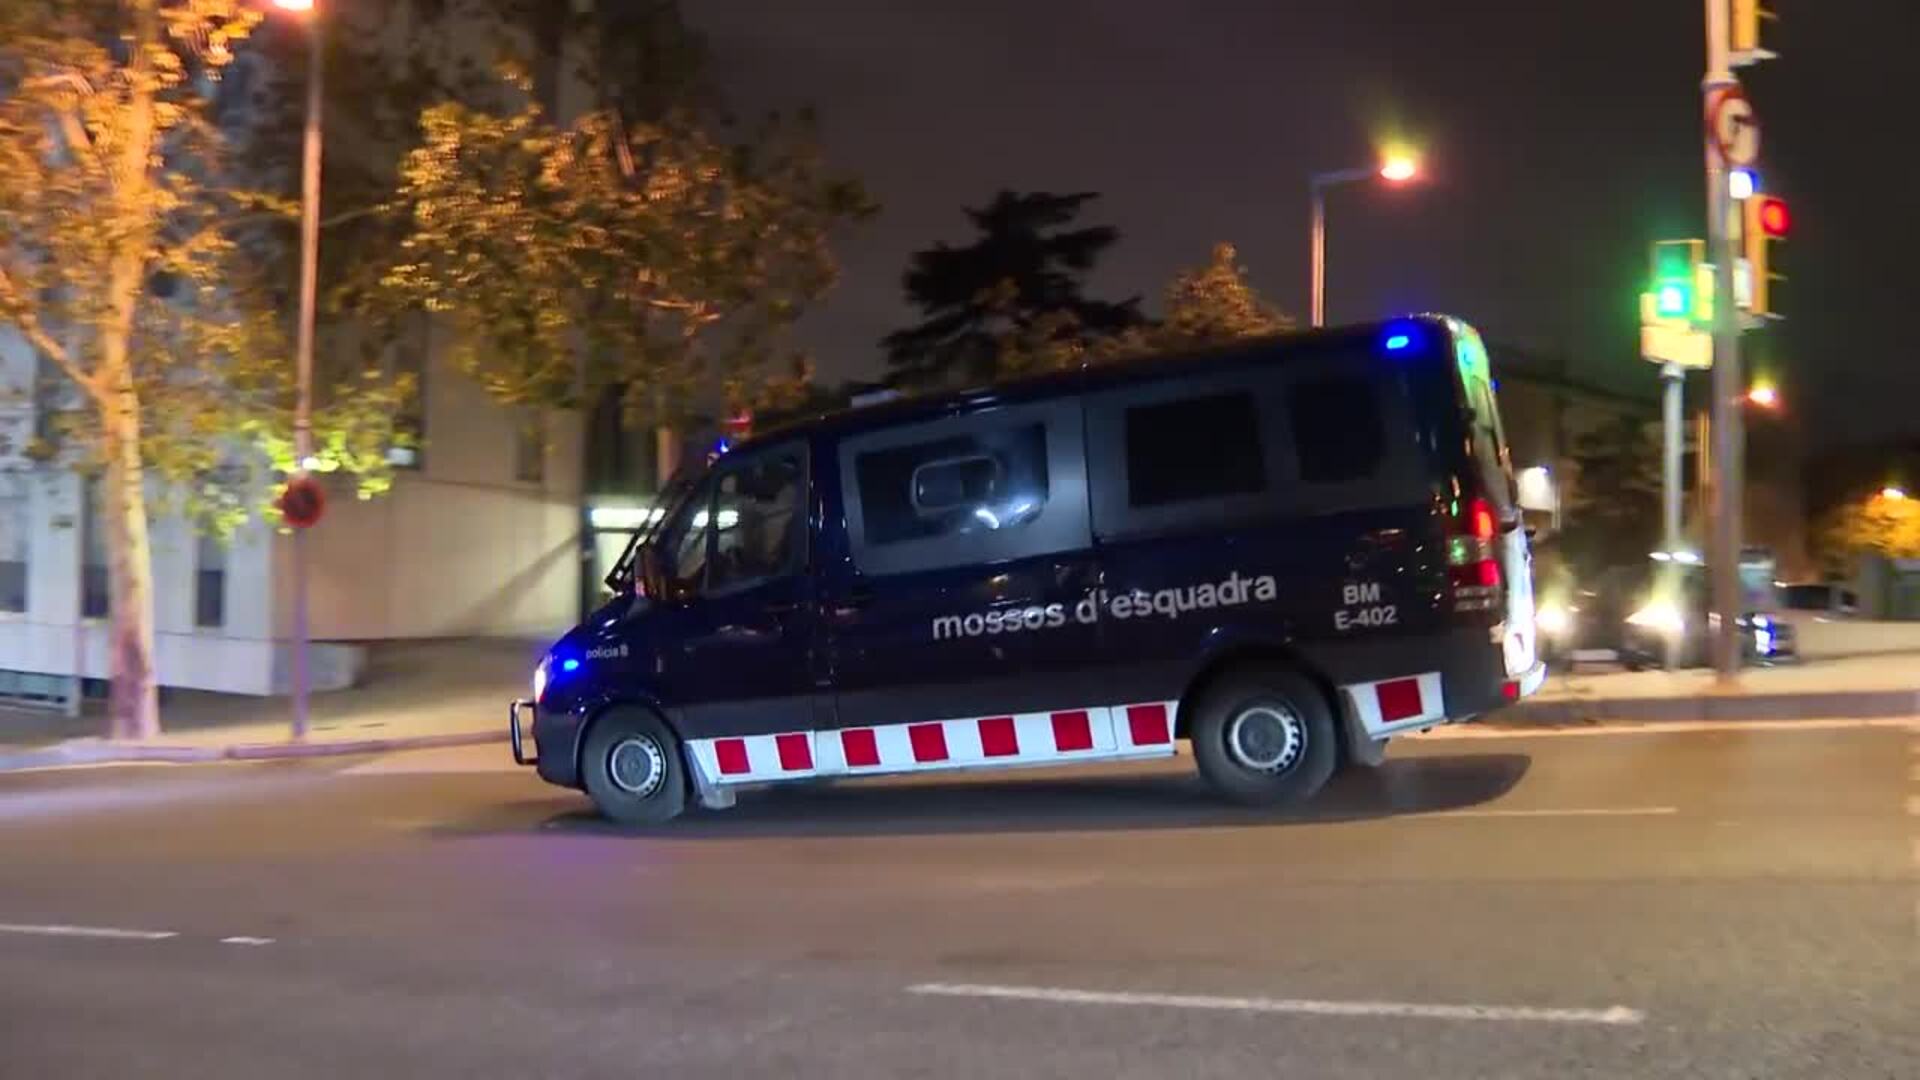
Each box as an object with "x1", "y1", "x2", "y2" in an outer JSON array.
[
  {"x1": 0, "y1": 922, "x2": 177, "y2": 941},
  {"x1": 909, "y1": 982, "x2": 1644, "y2": 1026},
  {"x1": 220, "y1": 936, "x2": 275, "y2": 946},
  {"x1": 1418, "y1": 716, "x2": 1919, "y2": 740},
  {"x1": 1421, "y1": 806, "x2": 1678, "y2": 820}
]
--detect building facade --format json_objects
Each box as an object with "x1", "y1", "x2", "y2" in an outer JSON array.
[{"x1": 0, "y1": 326, "x2": 585, "y2": 699}]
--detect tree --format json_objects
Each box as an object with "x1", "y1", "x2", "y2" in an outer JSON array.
[
  {"x1": 1560, "y1": 414, "x2": 1662, "y2": 576},
  {"x1": 883, "y1": 191, "x2": 1141, "y2": 389},
  {"x1": 381, "y1": 69, "x2": 872, "y2": 430},
  {"x1": 1814, "y1": 489, "x2": 1920, "y2": 571},
  {"x1": 0, "y1": 2, "x2": 406, "y2": 739},
  {"x1": 1100, "y1": 242, "x2": 1293, "y2": 360},
  {"x1": 992, "y1": 242, "x2": 1295, "y2": 375}
]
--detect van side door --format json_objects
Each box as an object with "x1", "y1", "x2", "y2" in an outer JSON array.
[
  {"x1": 654, "y1": 441, "x2": 824, "y2": 748},
  {"x1": 823, "y1": 399, "x2": 1113, "y2": 762}
]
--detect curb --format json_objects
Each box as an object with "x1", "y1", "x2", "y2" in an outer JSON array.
[
  {"x1": 1492, "y1": 687, "x2": 1920, "y2": 727},
  {"x1": 0, "y1": 730, "x2": 503, "y2": 773}
]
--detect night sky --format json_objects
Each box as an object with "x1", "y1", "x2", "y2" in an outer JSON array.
[{"x1": 684, "y1": 1, "x2": 1916, "y2": 448}]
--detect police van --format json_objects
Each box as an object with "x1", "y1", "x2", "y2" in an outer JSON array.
[{"x1": 511, "y1": 315, "x2": 1544, "y2": 823}]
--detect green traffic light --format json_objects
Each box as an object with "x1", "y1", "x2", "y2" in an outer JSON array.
[{"x1": 1656, "y1": 283, "x2": 1691, "y2": 317}]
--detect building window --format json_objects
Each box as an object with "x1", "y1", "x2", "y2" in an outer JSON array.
[
  {"x1": 1288, "y1": 375, "x2": 1386, "y2": 485},
  {"x1": 195, "y1": 534, "x2": 226, "y2": 629},
  {"x1": 81, "y1": 479, "x2": 108, "y2": 620},
  {"x1": 0, "y1": 475, "x2": 27, "y2": 614},
  {"x1": 515, "y1": 409, "x2": 546, "y2": 485},
  {"x1": 1123, "y1": 392, "x2": 1266, "y2": 508}
]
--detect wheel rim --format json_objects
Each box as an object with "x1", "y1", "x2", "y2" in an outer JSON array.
[
  {"x1": 607, "y1": 735, "x2": 667, "y2": 798},
  {"x1": 1225, "y1": 703, "x2": 1306, "y2": 774}
]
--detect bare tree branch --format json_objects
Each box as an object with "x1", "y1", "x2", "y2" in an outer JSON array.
[{"x1": 0, "y1": 265, "x2": 103, "y2": 403}]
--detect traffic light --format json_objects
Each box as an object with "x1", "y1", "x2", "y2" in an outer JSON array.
[
  {"x1": 1745, "y1": 195, "x2": 1788, "y2": 318},
  {"x1": 1650, "y1": 239, "x2": 1704, "y2": 322},
  {"x1": 1731, "y1": 0, "x2": 1778, "y2": 65}
]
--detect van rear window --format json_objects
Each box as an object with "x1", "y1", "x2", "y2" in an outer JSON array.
[{"x1": 1287, "y1": 375, "x2": 1385, "y2": 484}]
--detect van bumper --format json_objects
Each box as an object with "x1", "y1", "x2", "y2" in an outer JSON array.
[{"x1": 509, "y1": 699, "x2": 587, "y2": 789}]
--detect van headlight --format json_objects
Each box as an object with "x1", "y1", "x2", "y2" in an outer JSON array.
[
  {"x1": 1626, "y1": 602, "x2": 1685, "y2": 636},
  {"x1": 532, "y1": 656, "x2": 551, "y2": 703}
]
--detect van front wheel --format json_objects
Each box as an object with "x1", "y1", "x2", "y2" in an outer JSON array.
[
  {"x1": 1190, "y1": 670, "x2": 1338, "y2": 806},
  {"x1": 580, "y1": 708, "x2": 688, "y2": 826}
]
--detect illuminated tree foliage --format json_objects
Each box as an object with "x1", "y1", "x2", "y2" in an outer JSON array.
[
  {"x1": 382, "y1": 71, "x2": 873, "y2": 428},
  {"x1": 992, "y1": 242, "x2": 1295, "y2": 376},
  {"x1": 0, "y1": 1, "x2": 407, "y2": 739},
  {"x1": 1815, "y1": 490, "x2": 1920, "y2": 568}
]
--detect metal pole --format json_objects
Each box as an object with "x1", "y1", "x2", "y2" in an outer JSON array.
[
  {"x1": 1704, "y1": 0, "x2": 1743, "y2": 681},
  {"x1": 1309, "y1": 182, "x2": 1326, "y2": 328},
  {"x1": 290, "y1": 16, "x2": 323, "y2": 738},
  {"x1": 1661, "y1": 364, "x2": 1685, "y2": 554},
  {"x1": 1661, "y1": 363, "x2": 1685, "y2": 670}
]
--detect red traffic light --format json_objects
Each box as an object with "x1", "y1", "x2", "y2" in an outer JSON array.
[
  {"x1": 278, "y1": 475, "x2": 326, "y2": 530},
  {"x1": 1756, "y1": 197, "x2": 1790, "y2": 238}
]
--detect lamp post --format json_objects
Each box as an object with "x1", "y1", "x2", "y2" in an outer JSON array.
[
  {"x1": 1309, "y1": 154, "x2": 1419, "y2": 328},
  {"x1": 274, "y1": 0, "x2": 321, "y2": 739}
]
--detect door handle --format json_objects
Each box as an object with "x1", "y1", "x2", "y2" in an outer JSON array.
[
  {"x1": 832, "y1": 583, "x2": 875, "y2": 616},
  {"x1": 763, "y1": 600, "x2": 799, "y2": 616}
]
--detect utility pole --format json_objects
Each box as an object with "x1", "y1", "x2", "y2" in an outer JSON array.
[
  {"x1": 1703, "y1": 0, "x2": 1744, "y2": 681},
  {"x1": 1661, "y1": 362, "x2": 1685, "y2": 669}
]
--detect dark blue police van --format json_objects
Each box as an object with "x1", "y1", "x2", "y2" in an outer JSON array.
[{"x1": 511, "y1": 315, "x2": 1544, "y2": 823}]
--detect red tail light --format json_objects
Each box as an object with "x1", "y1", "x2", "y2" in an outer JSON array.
[{"x1": 1448, "y1": 496, "x2": 1504, "y2": 612}]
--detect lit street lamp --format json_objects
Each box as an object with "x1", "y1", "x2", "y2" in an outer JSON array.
[
  {"x1": 1309, "y1": 152, "x2": 1420, "y2": 328},
  {"x1": 1745, "y1": 383, "x2": 1780, "y2": 409},
  {"x1": 1880, "y1": 486, "x2": 1909, "y2": 503},
  {"x1": 274, "y1": 0, "x2": 322, "y2": 739}
]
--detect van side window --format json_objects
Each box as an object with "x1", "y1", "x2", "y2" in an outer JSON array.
[
  {"x1": 840, "y1": 401, "x2": 1090, "y2": 576},
  {"x1": 656, "y1": 476, "x2": 716, "y2": 592},
  {"x1": 1124, "y1": 392, "x2": 1265, "y2": 508},
  {"x1": 856, "y1": 424, "x2": 1049, "y2": 545},
  {"x1": 1288, "y1": 375, "x2": 1384, "y2": 484},
  {"x1": 710, "y1": 451, "x2": 805, "y2": 592}
]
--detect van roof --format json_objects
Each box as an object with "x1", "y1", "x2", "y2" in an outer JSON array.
[{"x1": 744, "y1": 315, "x2": 1458, "y2": 449}]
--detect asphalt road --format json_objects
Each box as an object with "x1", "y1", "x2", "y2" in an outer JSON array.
[{"x1": 1, "y1": 720, "x2": 1915, "y2": 1079}]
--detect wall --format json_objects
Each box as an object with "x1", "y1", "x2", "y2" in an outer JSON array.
[{"x1": 287, "y1": 343, "x2": 584, "y2": 642}]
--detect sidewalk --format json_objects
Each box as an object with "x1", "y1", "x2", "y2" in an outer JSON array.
[
  {"x1": 1495, "y1": 651, "x2": 1920, "y2": 726},
  {"x1": 0, "y1": 639, "x2": 535, "y2": 771}
]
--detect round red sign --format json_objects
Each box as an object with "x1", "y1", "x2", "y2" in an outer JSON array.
[{"x1": 278, "y1": 475, "x2": 326, "y2": 530}]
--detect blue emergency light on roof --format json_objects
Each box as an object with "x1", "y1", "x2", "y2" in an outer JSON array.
[
  {"x1": 561, "y1": 658, "x2": 580, "y2": 673},
  {"x1": 1384, "y1": 334, "x2": 1411, "y2": 351}
]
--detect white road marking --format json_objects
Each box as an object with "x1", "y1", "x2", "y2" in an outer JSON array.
[
  {"x1": 220, "y1": 936, "x2": 275, "y2": 946},
  {"x1": 1418, "y1": 716, "x2": 1919, "y2": 740},
  {"x1": 1422, "y1": 806, "x2": 1679, "y2": 820},
  {"x1": 0, "y1": 922, "x2": 177, "y2": 941},
  {"x1": 909, "y1": 982, "x2": 1644, "y2": 1026}
]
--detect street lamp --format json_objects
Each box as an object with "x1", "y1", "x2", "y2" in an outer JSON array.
[
  {"x1": 1881, "y1": 486, "x2": 1909, "y2": 502},
  {"x1": 274, "y1": 0, "x2": 322, "y2": 739},
  {"x1": 1745, "y1": 383, "x2": 1779, "y2": 409},
  {"x1": 1310, "y1": 152, "x2": 1421, "y2": 328}
]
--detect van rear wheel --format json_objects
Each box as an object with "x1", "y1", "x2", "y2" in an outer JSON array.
[
  {"x1": 581, "y1": 708, "x2": 688, "y2": 826},
  {"x1": 1190, "y1": 669, "x2": 1338, "y2": 806}
]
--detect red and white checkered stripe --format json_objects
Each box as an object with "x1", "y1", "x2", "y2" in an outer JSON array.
[
  {"x1": 1340, "y1": 672, "x2": 1445, "y2": 736},
  {"x1": 686, "y1": 701, "x2": 1179, "y2": 786}
]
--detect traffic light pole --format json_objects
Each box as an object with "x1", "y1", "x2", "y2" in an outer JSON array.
[
  {"x1": 1661, "y1": 362, "x2": 1685, "y2": 670},
  {"x1": 1704, "y1": 0, "x2": 1744, "y2": 682}
]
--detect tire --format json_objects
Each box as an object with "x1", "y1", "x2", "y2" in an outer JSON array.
[
  {"x1": 579, "y1": 708, "x2": 688, "y2": 826},
  {"x1": 1189, "y1": 668, "x2": 1339, "y2": 806}
]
